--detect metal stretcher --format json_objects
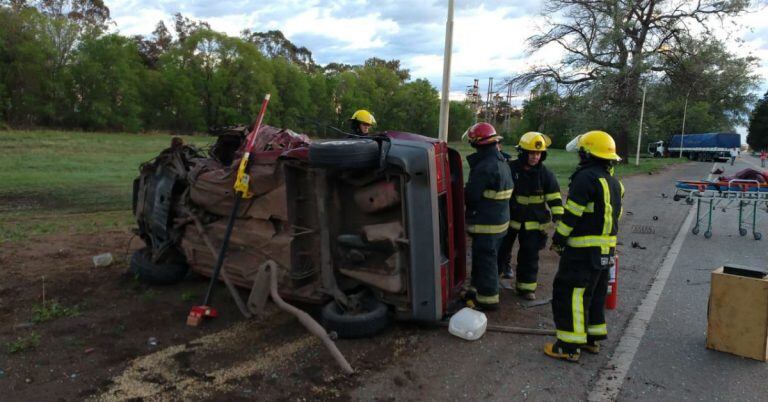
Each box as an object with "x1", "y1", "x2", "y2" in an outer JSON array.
[{"x1": 673, "y1": 179, "x2": 768, "y2": 240}]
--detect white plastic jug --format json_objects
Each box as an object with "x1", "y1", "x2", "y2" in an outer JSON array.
[{"x1": 448, "y1": 307, "x2": 487, "y2": 341}]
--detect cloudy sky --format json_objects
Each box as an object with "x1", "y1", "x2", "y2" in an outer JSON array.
[{"x1": 108, "y1": 0, "x2": 768, "y2": 107}]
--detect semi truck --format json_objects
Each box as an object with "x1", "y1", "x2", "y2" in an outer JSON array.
[{"x1": 647, "y1": 132, "x2": 740, "y2": 162}]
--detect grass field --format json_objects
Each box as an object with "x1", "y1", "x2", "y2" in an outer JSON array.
[
  {"x1": 0, "y1": 130, "x2": 685, "y2": 243},
  {"x1": 0, "y1": 131, "x2": 215, "y2": 242}
]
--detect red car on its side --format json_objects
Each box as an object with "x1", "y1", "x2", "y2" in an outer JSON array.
[{"x1": 132, "y1": 126, "x2": 466, "y2": 337}]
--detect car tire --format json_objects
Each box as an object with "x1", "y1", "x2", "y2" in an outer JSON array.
[
  {"x1": 309, "y1": 139, "x2": 381, "y2": 169},
  {"x1": 130, "y1": 247, "x2": 189, "y2": 285},
  {"x1": 321, "y1": 296, "x2": 390, "y2": 338}
]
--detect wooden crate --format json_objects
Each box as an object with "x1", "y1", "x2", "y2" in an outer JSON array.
[{"x1": 707, "y1": 266, "x2": 768, "y2": 361}]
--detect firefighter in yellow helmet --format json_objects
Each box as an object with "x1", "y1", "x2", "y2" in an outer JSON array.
[
  {"x1": 349, "y1": 109, "x2": 376, "y2": 136},
  {"x1": 498, "y1": 132, "x2": 563, "y2": 300},
  {"x1": 545, "y1": 130, "x2": 625, "y2": 362}
]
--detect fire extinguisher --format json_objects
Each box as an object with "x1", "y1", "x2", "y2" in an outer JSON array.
[{"x1": 606, "y1": 254, "x2": 618, "y2": 310}]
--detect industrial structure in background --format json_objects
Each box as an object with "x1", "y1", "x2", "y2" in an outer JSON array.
[{"x1": 465, "y1": 78, "x2": 522, "y2": 131}]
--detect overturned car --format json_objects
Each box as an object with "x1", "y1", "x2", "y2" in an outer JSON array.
[{"x1": 132, "y1": 125, "x2": 467, "y2": 337}]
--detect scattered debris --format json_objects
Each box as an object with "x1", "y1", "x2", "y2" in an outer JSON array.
[
  {"x1": 92, "y1": 252, "x2": 114, "y2": 268},
  {"x1": 648, "y1": 171, "x2": 653, "y2": 175},
  {"x1": 84, "y1": 347, "x2": 95, "y2": 354},
  {"x1": 652, "y1": 216, "x2": 659, "y2": 221},
  {"x1": 147, "y1": 337, "x2": 158, "y2": 348},
  {"x1": 25, "y1": 378, "x2": 32, "y2": 384},
  {"x1": 625, "y1": 211, "x2": 634, "y2": 215},
  {"x1": 522, "y1": 297, "x2": 552, "y2": 309},
  {"x1": 712, "y1": 167, "x2": 725, "y2": 174},
  {"x1": 631, "y1": 241, "x2": 647, "y2": 250},
  {"x1": 660, "y1": 193, "x2": 668, "y2": 198}
]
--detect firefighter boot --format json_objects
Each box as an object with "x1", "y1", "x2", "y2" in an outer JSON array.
[
  {"x1": 582, "y1": 337, "x2": 600, "y2": 354},
  {"x1": 543, "y1": 341, "x2": 580, "y2": 362},
  {"x1": 460, "y1": 288, "x2": 499, "y2": 311}
]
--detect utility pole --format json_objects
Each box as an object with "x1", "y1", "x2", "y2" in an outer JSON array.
[
  {"x1": 437, "y1": 0, "x2": 454, "y2": 142},
  {"x1": 486, "y1": 77, "x2": 493, "y2": 124},
  {"x1": 635, "y1": 85, "x2": 647, "y2": 166},
  {"x1": 679, "y1": 89, "x2": 691, "y2": 158}
]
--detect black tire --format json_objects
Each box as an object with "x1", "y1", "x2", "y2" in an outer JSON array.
[
  {"x1": 321, "y1": 296, "x2": 390, "y2": 338},
  {"x1": 309, "y1": 139, "x2": 380, "y2": 169},
  {"x1": 130, "y1": 247, "x2": 188, "y2": 285}
]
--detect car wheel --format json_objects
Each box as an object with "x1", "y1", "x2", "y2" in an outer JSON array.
[
  {"x1": 309, "y1": 139, "x2": 381, "y2": 169},
  {"x1": 321, "y1": 296, "x2": 390, "y2": 338},
  {"x1": 130, "y1": 247, "x2": 189, "y2": 285}
]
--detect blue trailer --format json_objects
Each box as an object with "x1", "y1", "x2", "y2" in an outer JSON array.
[{"x1": 647, "y1": 132, "x2": 741, "y2": 162}]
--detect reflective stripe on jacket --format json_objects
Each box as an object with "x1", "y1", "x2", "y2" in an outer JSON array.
[
  {"x1": 465, "y1": 146, "x2": 514, "y2": 235},
  {"x1": 508, "y1": 158, "x2": 562, "y2": 231},
  {"x1": 553, "y1": 162, "x2": 623, "y2": 255}
]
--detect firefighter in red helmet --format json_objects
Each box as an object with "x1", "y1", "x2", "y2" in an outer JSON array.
[{"x1": 462, "y1": 122, "x2": 514, "y2": 310}]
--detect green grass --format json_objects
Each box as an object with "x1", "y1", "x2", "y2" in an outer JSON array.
[
  {"x1": 449, "y1": 141, "x2": 685, "y2": 186},
  {"x1": 5, "y1": 332, "x2": 40, "y2": 354},
  {"x1": 31, "y1": 301, "x2": 82, "y2": 323},
  {"x1": 0, "y1": 131, "x2": 685, "y2": 243},
  {"x1": 0, "y1": 130, "x2": 214, "y2": 242}
]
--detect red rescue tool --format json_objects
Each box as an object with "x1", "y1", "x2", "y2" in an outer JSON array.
[{"x1": 187, "y1": 93, "x2": 271, "y2": 326}]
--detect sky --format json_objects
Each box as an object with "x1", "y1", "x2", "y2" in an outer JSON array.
[{"x1": 108, "y1": 0, "x2": 768, "y2": 137}]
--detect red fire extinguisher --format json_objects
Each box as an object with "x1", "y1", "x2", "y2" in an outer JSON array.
[{"x1": 606, "y1": 254, "x2": 618, "y2": 310}]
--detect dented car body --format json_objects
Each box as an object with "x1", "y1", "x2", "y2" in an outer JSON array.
[{"x1": 132, "y1": 126, "x2": 466, "y2": 332}]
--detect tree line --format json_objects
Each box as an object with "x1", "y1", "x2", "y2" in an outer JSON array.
[
  {"x1": 1, "y1": 1, "x2": 764, "y2": 152},
  {"x1": 0, "y1": 1, "x2": 475, "y2": 140}
]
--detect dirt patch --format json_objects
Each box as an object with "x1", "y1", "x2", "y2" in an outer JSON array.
[{"x1": 0, "y1": 231, "x2": 432, "y2": 401}]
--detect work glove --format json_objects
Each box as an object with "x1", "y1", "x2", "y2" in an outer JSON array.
[{"x1": 550, "y1": 243, "x2": 564, "y2": 256}]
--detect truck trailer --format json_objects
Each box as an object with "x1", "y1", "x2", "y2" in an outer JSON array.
[{"x1": 647, "y1": 132, "x2": 740, "y2": 162}]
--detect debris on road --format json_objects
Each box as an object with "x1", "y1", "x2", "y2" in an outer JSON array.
[
  {"x1": 522, "y1": 297, "x2": 552, "y2": 309},
  {"x1": 631, "y1": 241, "x2": 647, "y2": 250},
  {"x1": 652, "y1": 216, "x2": 659, "y2": 221},
  {"x1": 91, "y1": 252, "x2": 113, "y2": 268},
  {"x1": 448, "y1": 308, "x2": 487, "y2": 341}
]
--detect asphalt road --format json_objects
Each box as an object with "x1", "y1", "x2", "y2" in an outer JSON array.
[
  {"x1": 351, "y1": 160, "x2": 715, "y2": 401},
  {"x1": 619, "y1": 155, "x2": 768, "y2": 401}
]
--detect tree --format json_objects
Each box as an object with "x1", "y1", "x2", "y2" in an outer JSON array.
[
  {"x1": 748, "y1": 91, "x2": 768, "y2": 151},
  {"x1": 67, "y1": 34, "x2": 143, "y2": 131},
  {"x1": 241, "y1": 29, "x2": 317, "y2": 72},
  {"x1": 509, "y1": 0, "x2": 751, "y2": 159}
]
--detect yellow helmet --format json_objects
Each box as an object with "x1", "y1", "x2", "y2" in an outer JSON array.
[
  {"x1": 576, "y1": 130, "x2": 621, "y2": 161},
  {"x1": 518, "y1": 132, "x2": 551, "y2": 151},
  {"x1": 350, "y1": 109, "x2": 376, "y2": 126}
]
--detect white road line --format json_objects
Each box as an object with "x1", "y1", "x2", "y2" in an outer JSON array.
[{"x1": 587, "y1": 162, "x2": 714, "y2": 402}]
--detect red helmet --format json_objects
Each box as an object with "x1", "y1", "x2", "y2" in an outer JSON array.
[{"x1": 463, "y1": 122, "x2": 501, "y2": 145}]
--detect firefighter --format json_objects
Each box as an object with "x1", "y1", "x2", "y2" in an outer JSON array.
[
  {"x1": 463, "y1": 122, "x2": 514, "y2": 310},
  {"x1": 498, "y1": 132, "x2": 563, "y2": 300},
  {"x1": 349, "y1": 109, "x2": 376, "y2": 136},
  {"x1": 544, "y1": 130, "x2": 624, "y2": 362}
]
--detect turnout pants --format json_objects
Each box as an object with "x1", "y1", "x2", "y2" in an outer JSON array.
[
  {"x1": 551, "y1": 248, "x2": 609, "y2": 347},
  {"x1": 471, "y1": 233, "x2": 505, "y2": 305},
  {"x1": 498, "y1": 228, "x2": 546, "y2": 292}
]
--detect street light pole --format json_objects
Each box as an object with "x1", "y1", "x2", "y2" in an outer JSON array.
[
  {"x1": 635, "y1": 85, "x2": 647, "y2": 166},
  {"x1": 437, "y1": 0, "x2": 455, "y2": 142},
  {"x1": 679, "y1": 89, "x2": 691, "y2": 159}
]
